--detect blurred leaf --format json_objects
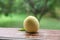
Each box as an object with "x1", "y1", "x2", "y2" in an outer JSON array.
[{"x1": 19, "y1": 28, "x2": 25, "y2": 31}]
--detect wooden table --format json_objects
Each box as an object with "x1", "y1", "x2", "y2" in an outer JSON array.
[{"x1": 0, "y1": 28, "x2": 60, "y2": 40}]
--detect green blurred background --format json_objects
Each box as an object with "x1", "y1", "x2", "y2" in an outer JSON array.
[{"x1": 0, "y1": 0, "x2": 60, "y2": 29}]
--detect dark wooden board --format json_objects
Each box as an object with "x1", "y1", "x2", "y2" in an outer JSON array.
[{"x1": 0, "y1": 28, "x2": 60, "y2": 40}]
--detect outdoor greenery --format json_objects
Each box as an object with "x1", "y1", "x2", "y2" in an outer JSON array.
[{"x1": 0, "y1": 0, "x2": 60, "y2": 29}]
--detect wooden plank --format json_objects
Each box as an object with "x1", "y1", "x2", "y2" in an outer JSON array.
[{"x1": 0, "y1": 28, "x2": 60, "y2": 40}]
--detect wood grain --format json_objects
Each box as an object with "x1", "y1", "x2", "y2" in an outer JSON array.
[{"x1": 0, "y1": 28, "x2": 60, "y2": 40}]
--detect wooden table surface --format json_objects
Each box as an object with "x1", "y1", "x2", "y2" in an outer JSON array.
[{"x1": 0, "y1": 28, "x2": 60, "y2": 40}]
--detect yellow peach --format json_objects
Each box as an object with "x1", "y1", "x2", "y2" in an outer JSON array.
[{"x1": 23, "y1": 16, "x2": 39, "y2": 32}]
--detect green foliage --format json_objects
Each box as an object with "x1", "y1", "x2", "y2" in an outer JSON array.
[
  {"x1": 0, "y1": 14, "x2": 60, "y2": 29},
  {"x1": 0, "y1": 0, "x2": 60, "y2": 15},
  {"x1": 0, "y1": 0, "x2": 14, "y2": 16},
  {"x1": 0, "y1": 0, "x2": 60, "y2": 29}
]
